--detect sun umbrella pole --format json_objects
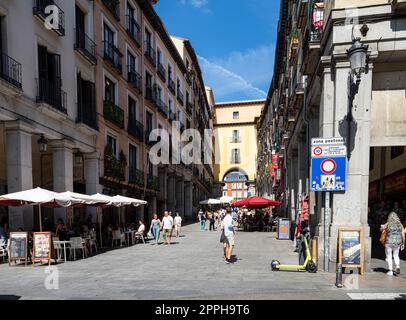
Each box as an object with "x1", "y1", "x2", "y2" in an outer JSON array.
[{"x1": 39, "y1": 205, "x2": 43, "y2": 232}]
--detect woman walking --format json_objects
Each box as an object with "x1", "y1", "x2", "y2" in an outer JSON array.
[
  {"x1": 198, "y1": 209, "x2": 205, "y2": 231},
  {"x1": 150, "y1": 214, "x2": 161, "y2": 245},
  {"x1": 381, "y1": 212, "x2": 405, "y2": 275}
]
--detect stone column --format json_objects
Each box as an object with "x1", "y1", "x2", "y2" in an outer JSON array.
[
  {"x1": 184, "y1": 181, "x2": 193, "y2": 221},
  {"x1": 166, "y1": 174, "x2": 175, "y2": 212},
  {"x1": 84, "y1": 152, "x2": 101, "y2": 223},
  {"x1": 175, "y1": 177, "x2": 184, "y2": 215},
  {"x1": 5, "y1": 121, "x2": 34, "y2": 230},
  {"x1": 51, "y1": 140, "x2": 74, "y2": 223}
]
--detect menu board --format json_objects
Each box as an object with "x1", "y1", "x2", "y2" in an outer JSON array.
[
  {"x1": 338, "y1": 228, "x2": 364, "y2": 275},
  {"x1": 8, "y1": 232, "x2": 28, "y2": 266},
  {"x1": 32, "y1": 232, "x2": 52, "y2": 265}
]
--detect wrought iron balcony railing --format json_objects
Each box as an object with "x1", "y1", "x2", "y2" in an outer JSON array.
[
  {"x1": 36, "y1": 78, "x2": 67, "y2": 113},
  {"x1": 103, "y1": 99, "x2": 124, "y2": 128},
  {"x1": 144, "y1": 42, "x2": 156, "y2": 66},
  {"x1": 33, "y1": 0, "x2": 65, "y2": 36},
  {"x1": 103, "y1": 41, "x2": 122, "y2": 73},
  {"x1": 125, "y1": 15, "x2": 141, "y2": 47},
  {"x1": 168, "y1": 78, "x2": 175, "y2": 94},
  {"x1": 0, "y1": 52, "x2": 22, "y2": 89},
  {"x1": 129, "y1": 169, "x2": 145, "y2": 186},
  {"x1": 157, "y1": 62, "x2": 166, "y2": 82},
  {"x1": 177, "y1": 89, "x2": 184, "y2": 105},
  {"x1": 74, "y1": 30, "x2": 97, "y2": 65},
  {"x1": 186, "y1": 102, "x2": 193, "y2": 115},
  {"x1": 128, "y1": 70, "x2": 142, "y2": 93},
  {"x1": 229, "y1": 137, "x2": 242, "y2": 143},
  {"x1": 77, "y1": 101, "x2": 98, "y2": 130},
  {"x1": 144, "y1": 85, "x2": 155, "y2": 103},
  {"x1": 128, "y1": 118, "x2": 144, "y2": 142},
  {"x1": 156, "y1": 99, "x2": 168, "y2": 117}
]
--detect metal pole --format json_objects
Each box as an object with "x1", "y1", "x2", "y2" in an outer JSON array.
[
  {"x1": 324, "y1": 191, "x2": 330, "y2": 272},
  {"x1": 39, "y1": 205, "x2": 42, "y2": 232}
]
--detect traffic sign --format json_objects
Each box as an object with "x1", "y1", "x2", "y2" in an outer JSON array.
[{"x1": 311, "y1": 137, "x2": 347, "y2": 192}]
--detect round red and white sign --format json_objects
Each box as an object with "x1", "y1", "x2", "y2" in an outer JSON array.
[
  {"x1": 313, "y1": 147, "x2": 323, "y2": 157},
  {"x1": 320, "y1": 159, "x2": 337, "y2": 174}
]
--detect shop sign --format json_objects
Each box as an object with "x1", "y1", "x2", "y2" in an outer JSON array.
[
  {"x1": 32, "y1": 232, "x2": 52, "y2": 266},
  {"x1": 8, "y1": 232, "x2": 28, "y2": 266},
  {"x1": 338, "y1": 228, "x2": 364, "y2": 275},
  {"x1": 384, "y1": 172, "x2": 406, "y2": 193}
]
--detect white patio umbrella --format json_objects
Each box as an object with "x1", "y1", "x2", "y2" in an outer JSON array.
[
  {"x1": 0, "y1": 187, "x2": 86, "y2": 231},
  {"x1": 200, "y1": 198, "x2": 222, "y2": 205},
  {"x1": 111, "y1": 195, "x2": 147, "y2": 207},
  {"x1": 58, "y1": 191, "x2": 111, "y2": 206},
  {"x1": 219, "y1": 196, "x2": 234, "y2": 204}
]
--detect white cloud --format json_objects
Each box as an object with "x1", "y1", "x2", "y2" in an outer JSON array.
[
  {"x1": 179, "y1": 0, "x2": 208, "y2": 8},
  {"x1": 198, "y1": 55, "x2": 268, "y2": 102}
]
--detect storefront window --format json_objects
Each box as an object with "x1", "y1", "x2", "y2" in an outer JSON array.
[{"x1": 391, "y1": 146, "x2": 404, "y2": 160}]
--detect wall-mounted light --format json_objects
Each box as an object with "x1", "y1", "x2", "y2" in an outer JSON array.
[
  {"x1": 347, "y1": 38, "x2": 368, "y2": 83},
  {"x1": 37, "y1": 134, "x2": 48, "y2": 153}
]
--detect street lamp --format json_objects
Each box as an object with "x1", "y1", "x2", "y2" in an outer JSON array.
[
  {"x1": 347, "y1": 38, "x2": 368, "y2": 83},
  {"x1": 37, "y1": 134, "x2": 48, "y2": 153}
]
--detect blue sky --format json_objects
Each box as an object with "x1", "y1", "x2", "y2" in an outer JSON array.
[{"x1": 154, "y1": 0, "x2": 280, "y2": 103}]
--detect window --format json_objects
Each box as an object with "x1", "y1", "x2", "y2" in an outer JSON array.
[
  {"x1": 104, "y1": 76, "x2": 116, "y2": 103},
  {"x1": 129, "y1": 144, "x2": 138, "y2": 181},
  {"x1": 103, "y1": 23, "x2": 114, "y2": 44},
  {"x1": 145, "y1": 71, "x2": 152, "y2": 88},
  {"x1": 127, "y1": 51, "x2": 137, "y2": 72},
  {"x1": 168, "y1": 64, "x2": 172, "y2": 81},
  {"x1": 232, "y1": 130, "x2": 240, "y2": 143},
  {"x1": 391, "y1": 146, "x2": 404, "y2": 160},
  {"x1": 231, "y1": 148, "x2": 240, "y2": 164},
  {"x1": 127, "y1": 2, "x2": 135, "y2": 20},
  {"x1": 77, "y1": 73, "x2": 96, "y2": 127},
  {"x1": 107, "y1": 134, "x2": 118, "y2": 158},
  {"x1": 168, "y1": 98, "x2": 173, "y2": 112},
  {"x1": 146, "y1": 111, "x2": 153, "y2": 133},
  {"x1": 233, "y1": 112, "x2": 239, "y2": 120},
  {"x1": 147, "y1": 153, "x2": 154, "y2": 176},
  {"x1": 157, "y1": 48, "x2": 162, "y2": 65},
  {"x1": 128, "y1": 96, "x2": 137, "y2": 122},
  {"x1": 145, "y1": 28, "x2": 152, "y2": 47},
  {"x1": 75, "y1": 5, "x2": 86, "y2": 34}
]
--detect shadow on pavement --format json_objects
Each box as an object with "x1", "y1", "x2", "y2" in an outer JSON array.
[{"x1": 0, "y1": 295, "x2": 20, "y2": 300}]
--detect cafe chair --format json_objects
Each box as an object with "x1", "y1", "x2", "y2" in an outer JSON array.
[
  {"x1": 112, "y1": 230, "x2": 126, "y2": 247},
  {"x1": 134, "y1": 231, "x2": 145, "y2": 244},
  {"x1": 0, "y1": 239, "x2": 7, "y2": 262},
  {"x1": 69, "y1": 237, "x2": 87, "y2": 260}
]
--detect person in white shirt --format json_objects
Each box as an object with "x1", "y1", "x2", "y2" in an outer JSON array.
[
  {"x1": 174, "y1": 212, "x2": 182, "y2": 238},
  {"x1": 223, "y1": 210, "x2": 238, "y2": 264},
  {"x1": 161, "y1": 211, "x2": 174, "y2": 245},
  {"x1": 135, "y1": 220, "x2": 145, "y2": 238}
]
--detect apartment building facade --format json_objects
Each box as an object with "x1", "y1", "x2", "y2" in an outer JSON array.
[
  {"x1": 212, "y1": 99, "x2": 264, "y2": 201},
  {"x1": 0, "y1": 0, "x2": 213, "y2": 230},
  {"x1": 257, "y1": 0, "x2": 406, "y2": 271}
]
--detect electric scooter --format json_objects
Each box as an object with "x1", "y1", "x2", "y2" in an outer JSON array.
[{"x1": 271, "y1": 227, "x2": 317, "y2": 273}]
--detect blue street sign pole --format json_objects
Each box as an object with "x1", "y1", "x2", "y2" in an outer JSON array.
[{"x1": 325, "y1": 191, "x2": 330, "y2": 272}]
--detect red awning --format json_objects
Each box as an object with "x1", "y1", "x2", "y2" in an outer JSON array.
[{"x1": 233, "y1": 196, "x2": 281, "y2": 209}]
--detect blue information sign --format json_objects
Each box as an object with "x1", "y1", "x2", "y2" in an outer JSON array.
[{"x1": 311, "y1": 156, "x2": 347, "y2": 192}]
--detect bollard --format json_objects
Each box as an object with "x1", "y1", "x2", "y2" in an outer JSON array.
[{"x1": 335, "y1": 263, "x2": 343, "y2": 288}]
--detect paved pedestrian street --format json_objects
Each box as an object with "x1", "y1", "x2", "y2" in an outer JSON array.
[{"x1": 1, "y1": 224, "x2": 406, "y2": 300}]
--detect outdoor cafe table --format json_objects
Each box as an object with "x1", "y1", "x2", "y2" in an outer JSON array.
[
  {"x1": 53, "y1": 240, "x2": 70, "y2": 264},
  {"x1": 124, "y1": 230, "x2": 136, "y2": 246}
]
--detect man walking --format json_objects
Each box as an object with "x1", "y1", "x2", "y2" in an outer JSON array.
[
  {"x1": 223, "y1": 210, "x2": 238, "y2": 264},
  {"x1": 162, "y1": 211, "x2": 174, "y2": 245}
]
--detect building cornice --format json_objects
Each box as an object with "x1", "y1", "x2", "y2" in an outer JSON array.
[{"x1": 214, "y1": 100, "x2": 266, "y2": 108}]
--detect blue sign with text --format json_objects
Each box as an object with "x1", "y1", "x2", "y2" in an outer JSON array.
[{"x1": 311, "y1": 156, "x2": 347, "y2": 192}]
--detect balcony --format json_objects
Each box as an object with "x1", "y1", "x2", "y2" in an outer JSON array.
[
  {"x1": 144, "y1": 85, "x2": 155, "y2": 103},
  {"x1": 36, "y1": 78, "x2": 67, "y2": 113},
  {"x1": 186, "y1": 102, "x2": 193, "y2": 115},
  {"x1": 157, "y1": 63, "x2": 166, "y2": 82},
  {"x1": 128, "y1": 70, "x2": 142, "y2": 93},
  {"x1": 0, "y1": 52, "x2": 22, "y2": 89},
  {"x1": 129, "y1": 169, "x2": 145, "y2": 187},
  {"x1": 229, "y1": 137, "x2": 242, "y2": 143},
  {"x1": 156, "y1": 99, "x2": 168, "y2": 117},
  {"x1": 147, "y1": 175, "x2": 159, "y2": 190},
  {"x1": 144, "y1": 42, "x2": 156, "y2": 67},
  {"x1": 177, "y1": 89, "x2": 184, "y2": 105},
  {"x1": 168, "y1": 78, "x2": 175, "y2": 94},
  {"x1": 104, "y1": 147, "x2": 125, "y2": 181},
  {"x1": 145, "y1": 130, "x2": 156, "y2": 147},
  {"x1": 128, "y1": 118, "x2": 144, "y2": 142},
  {"x1": 74, "y1": 30, "x2": 97, "y2": 65},
  {"x1": 168, "y1": 109, "x2": 176, "y2": 122},
  {"x1": 103, "y1": 41, "x2": 122, "y2": 74},
  {"x1": 102, "y1": 0, "x2": 120, "y2": 21},
  {"x1": 33, "y1": 0, "x2": 65, "y2": 36},
  {"x1": 77, "y1": 101, "x2": 98, "y2": 131},
  {"x1": 103, "y1": 100, "x2": 124, "y2": 129},
  {"x1": 125, "y1": 15, "x2": 141, "y2": 47}
]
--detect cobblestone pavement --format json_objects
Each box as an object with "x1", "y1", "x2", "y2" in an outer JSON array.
[{"x1": 0, "y1": 224, "x2": 405, "y2": 300}]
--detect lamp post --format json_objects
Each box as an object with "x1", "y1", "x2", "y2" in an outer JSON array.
[{"x1": 37, "y1": 134, "x2": 48, "y2": 153}]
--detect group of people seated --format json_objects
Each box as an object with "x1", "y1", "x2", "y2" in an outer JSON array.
[{"x1": 238, "y1": 209, "x2": 278, "y2": 232}]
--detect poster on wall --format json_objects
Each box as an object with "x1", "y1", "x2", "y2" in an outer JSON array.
[
  {"x1": 8, "y1": 232, "x2": 28, "y2": 266},
  {"x1": 338, "y1": 228, "x2": 364, "y2": 275}
]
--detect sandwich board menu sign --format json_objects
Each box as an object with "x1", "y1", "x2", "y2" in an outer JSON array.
[
  {"x1": 8, "y1": 232, "x2": 28, "y2": 266},
  {"x1": 338, "y1": 228, "x2": 364, "y2": 275},
  {"x1": 32, "y1": 232, "x2": 52, "y2": 266}
]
